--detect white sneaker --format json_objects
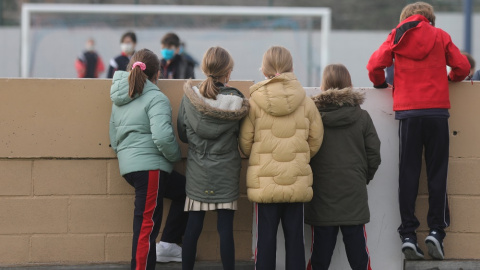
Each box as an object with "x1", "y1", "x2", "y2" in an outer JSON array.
[{"x1": 156, "y1": 241, "x2": 182, "y2": 262}]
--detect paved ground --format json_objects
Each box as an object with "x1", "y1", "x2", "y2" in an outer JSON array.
[{"x1": 0, "y1": 262, "x2": 254, "y2": 270}]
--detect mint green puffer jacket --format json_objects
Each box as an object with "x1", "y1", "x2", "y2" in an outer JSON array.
[{"x1": 109, "y1": 71, "x2": 181, "y2": 176}]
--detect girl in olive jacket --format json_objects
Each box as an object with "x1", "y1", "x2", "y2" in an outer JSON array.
[
  {"x1": 109, "y1": 49, "x2": 181, "y2": 270},
  {"x1": 177, "y1": 47, "x2": 249, "y2": 270},
  {"x1": 305, "y1": 64, "x2": 381, "y2": 270},
  {"x1": 239, "y1": 46, "x2": 324, "y2": 270}
]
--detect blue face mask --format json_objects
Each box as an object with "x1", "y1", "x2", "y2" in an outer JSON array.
[
  {"x1": 179, "y1": 46, "x2": 184, "y2": 54},
  {"x1": 161, "y1": 48, "x2": 175, "y2": 60}
]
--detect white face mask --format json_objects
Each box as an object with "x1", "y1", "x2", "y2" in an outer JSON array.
[
  {"x1": 86, "y1": 44, "x2": 95, "y2": 51},
  {"x1": 121, "y1": 43, "x2": 134, "y2": 54}
]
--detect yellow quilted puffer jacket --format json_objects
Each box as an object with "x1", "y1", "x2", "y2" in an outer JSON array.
[{"x1": 239, "y1": 73, "x2": 324, "y2": 203}]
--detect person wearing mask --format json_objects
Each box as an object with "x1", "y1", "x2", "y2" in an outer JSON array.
[
  {"x1": 160, "y1": 33, "x2": 195, "y2": 79},
  {"x1": 75, "y1": 38, "x2": 105, "y2": 78},
  {"x1": 107, "y1": 31, "x2": 137, "y2": 78}
]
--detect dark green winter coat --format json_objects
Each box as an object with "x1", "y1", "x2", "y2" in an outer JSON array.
[
  {"x1": 304, "y1": 88, "x2": 381, "y2": 226},
  {"x1": 177, "y1": 81, "x2": 250, "y2": 203}
]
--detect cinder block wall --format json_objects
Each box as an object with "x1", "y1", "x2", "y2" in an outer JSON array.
[
  {"x1": 0, "y1": 79, "x2": 254, "y2": 266},
  {"x1": 415, "y1": 82, "x2": 480, "y2": 260}
]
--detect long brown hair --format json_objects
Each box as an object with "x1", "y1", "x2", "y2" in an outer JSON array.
[
  {"x1": 126, "y1": 49, "x2": 160, "y2": 98},
  {"x1": 399, "y1": 2, "x2": 435, "y2": 26},
  {"x1": 261, "y1": 46, "x2": 293, "y2": 79},
  {"x1": 199, "y1": 46, "x2": 234, "y2": 100},
  {"x1": 321, "y1": 64, "x2": 353, "y2": 90}
]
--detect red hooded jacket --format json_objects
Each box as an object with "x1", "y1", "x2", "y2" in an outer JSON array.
[{"x1": 367, "y1": 15, "x2": 470, "y2": 111}]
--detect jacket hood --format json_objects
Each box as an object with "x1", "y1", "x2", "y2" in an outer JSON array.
[
  {"x1": 391, "y1": 14, "x2": 437, "y2": 60},
  {"x1": 311, "y1": 87, "x2": 365, "y2": 127},
  {"x1": 110, "y1": 71, "x2": 158, "y2": 106},
  {"x1": 249, "y1": 73, "x2": 306, "y2": 117},
  {"x1": 183, "y1": 80, "x2": 249, "y2": 140}
]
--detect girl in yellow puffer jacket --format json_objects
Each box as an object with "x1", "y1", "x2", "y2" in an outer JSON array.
[{"x1": 239, "y1": 46, "x2": 324, "y2": 270}]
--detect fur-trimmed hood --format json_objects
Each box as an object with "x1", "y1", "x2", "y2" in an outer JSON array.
[
  {"x1": 311, "y1": 87, "x2": 365, "y2": 127},
  {"x1": 183, "y1": 80, "x2": 249, "y2": 121},
  {"x1": 312, "y1": 87, "x2": 365, "y2": 108}
]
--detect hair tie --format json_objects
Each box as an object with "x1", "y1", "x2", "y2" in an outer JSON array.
[
  {"x1": 132, "y1": 61, "x2": 146, "y2": 71},
  {"x1": 275, "y1": 73, "x2": 280, "y2": 76},
  {"x1": 208, "y1": 74, "x2": 218, "y2": 80}
]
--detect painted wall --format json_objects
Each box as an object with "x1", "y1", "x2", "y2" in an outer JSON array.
[
  {"x1": 1, "y1": 78, "x2": 480, "y2": 268},
  {"x1": 0, "y1": 78, "x2": 254, "y2": 266}
]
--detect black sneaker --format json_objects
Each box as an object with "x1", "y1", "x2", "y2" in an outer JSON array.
[
  {"x1": 402, "y1": 237, "x2": 425, "y2": 260},
  {"x1": 425, "y1": 230, "x2": 445, "y2": 260}
]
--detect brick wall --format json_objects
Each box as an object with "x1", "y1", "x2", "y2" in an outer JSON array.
[{"x1": 0, "y1": 78, "x2": 254, "y2": 265}]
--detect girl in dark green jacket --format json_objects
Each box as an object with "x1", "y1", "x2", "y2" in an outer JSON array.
[
  {"x1": 177, "y1": 47, "x2": 249, "y2": 270},
  {"x1": 305, "y1": 64, "x2": 381, "y2": 270}
]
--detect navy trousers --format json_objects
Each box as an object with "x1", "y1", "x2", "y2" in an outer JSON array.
[
  {"x1": 307, "y1": 225, "x2": 371, "y2": 270},
  {"x1": 397, "y1": 117, "x2": 450, "y2": 240},
  {"x1": 255, "y1": 203, "x2": 305, "y2": 270}
]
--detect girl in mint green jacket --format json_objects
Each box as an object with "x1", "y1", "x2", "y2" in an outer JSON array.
[{"x1": 109, "y1": 49, "x2": 181, "y2": 270}]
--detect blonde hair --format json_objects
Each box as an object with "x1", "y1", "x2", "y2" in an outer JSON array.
[
  {"x1": 400, "y1": 1, "x2": 435, "y2": 26},
  {"x1": 200, "y1": 46, "x2": 234, "y2": 100},
  {"x1": 321, "y1": 64, "x2": 352, "y2": 91},
  {"x1": 261, "y1": 46, "x2": 293, "y2": 79}
]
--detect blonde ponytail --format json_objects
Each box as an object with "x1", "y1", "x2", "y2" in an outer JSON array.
[
  {"x1": 199, "y1": 47, "x2": 234, "y2": 100},
  {"x1": 261, "y1": 46, "x2": 293, "y2": 79}
]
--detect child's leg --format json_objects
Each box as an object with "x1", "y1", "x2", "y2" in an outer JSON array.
[
  {"x1": 281, "y1": 203, "x2": 306, "y2": 270},
  {"x1": 423, "y1": 117, "x2": 450, "y2": 237},
  {"x1": 126, "y1": 170, "x2": 166, "y2": 270},
  {"x1": 182, "y1": 211, "x2": 206, "y2": 270},
  {"x1": 307, "y1": 225, "x2": 339, "y2": 270},
  {"x1": 255, "y1": 203, "x2": 281, "y2": 270},
  {"x1": 398, "y1": 118, "x2": 424, "y2": 240},
  {"x1": 161, "y1": 171, "x2": 188, "y2": 244},
  {"x1": 217, "y1": 209, "x2": 235, "y2": 270},
  {"x1": 341, "y1": 225, "x2": 371, "y2": 270}
]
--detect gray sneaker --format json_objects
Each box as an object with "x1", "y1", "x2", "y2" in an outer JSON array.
[
  {"x1": 402, "y1": 237, "x2": 425, "y2": 260},
  {"x1": 425, "y1": 230, "x2": 445, "y2": 260},
  {"x1": 156, "y1": 242, "x2": 182, "y2": 263}
]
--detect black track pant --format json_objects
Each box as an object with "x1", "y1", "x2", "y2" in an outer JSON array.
[
  {"x1": 397, "y1": 117, "x2": 450, "y2": 240},
  {"x1": 255, "y1": 203, "x2": 305, "y2": 270},
  {"x1": 124, "y1": 170, "x2": 166, "y2": 270},
  {"x1": 307, "y1": 225, "x2": 371, "y2": 270}
]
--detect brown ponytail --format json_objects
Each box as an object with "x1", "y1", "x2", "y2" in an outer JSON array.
[
  {"x1": 126, "y1": 49, "x2": 160, "y2": 98},
  {"x1": 199, "y1": 47, "x2": 234, "y2": 100}
]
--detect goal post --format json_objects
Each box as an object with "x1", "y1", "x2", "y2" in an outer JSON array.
[{"x1": 21, "y1": 3, "x2": 331, "y2": 78}]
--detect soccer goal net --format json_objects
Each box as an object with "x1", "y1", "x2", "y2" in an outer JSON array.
[{"x1": 21, "y1": 4, "x2": 331, "y2": 86}]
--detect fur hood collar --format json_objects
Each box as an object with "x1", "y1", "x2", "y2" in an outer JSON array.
[
  {"x1": 183, "y1": 80, "x2": 250, "y2": 121},
  {"x1": 312, "y1": 87, "x2": 365, "y2": 109}
]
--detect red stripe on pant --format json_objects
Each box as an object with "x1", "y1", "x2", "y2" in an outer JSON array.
[
  {"x1": 254, "y1": 203, "x2": 258, "y2": 270},
  {"x1": 363, "y1": 225, "x2": 372, "y2": 270},
  {"x1": 306, "y1": 225, "x2": 314, "y2": 270},
  {"x1": 135, "y1": 170, "x2": 160, "y2": 270}
]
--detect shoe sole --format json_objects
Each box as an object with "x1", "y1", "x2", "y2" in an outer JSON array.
[
  {"x1": 156, "y1": 256, "x2": 182, "y2": 263},
  {"x1": 425, "y1": 237, "x2": 445, "y2": 260},
  {"x1": 402, "y1": 243, "x2": 424, "y2": 260}
]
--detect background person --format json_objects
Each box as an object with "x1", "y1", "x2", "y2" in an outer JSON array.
[
  {"x1": 74, "y1": 38, "x2": 105, "y2": 78},
  {"x1": 107, "y1": 31, "x2": 137, "y2": 78},
  {"x1": 160, "y1": 33, "x2": 195, "y2": 79}
]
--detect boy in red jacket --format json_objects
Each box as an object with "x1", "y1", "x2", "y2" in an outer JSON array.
[{"x1": 367, "y1": 2, "x2": 470, "y2": 261}]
